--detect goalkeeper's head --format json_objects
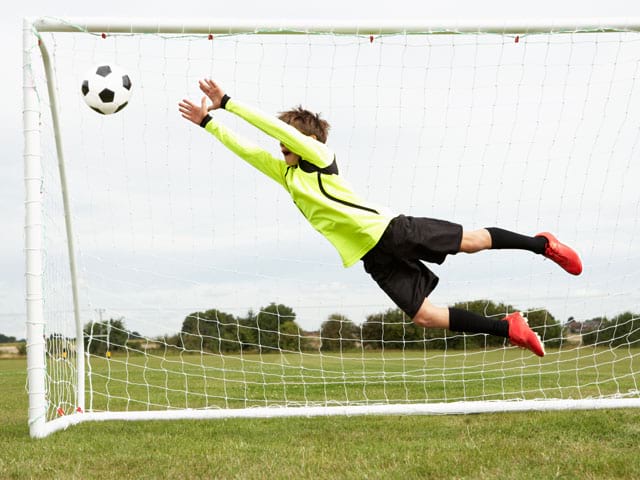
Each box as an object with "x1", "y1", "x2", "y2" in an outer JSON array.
[{"x1": 278, "y1": 106, "x2": 330, "y2": 144}]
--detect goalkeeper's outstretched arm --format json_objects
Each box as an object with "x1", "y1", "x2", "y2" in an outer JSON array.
[
  {"x1": 198, "y1": 78, "x2": 333, "y2": 168},
  {"x1": 178, "y1": 89, "x2": 286, "y2": 186}
]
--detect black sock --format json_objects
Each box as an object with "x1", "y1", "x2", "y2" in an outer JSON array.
[
  {"x1": 486, "y1": 227, "x2": 547, "y2": 254},
  {"x1": 448, "y1": 307, "x2": 509, "y2": 338}
]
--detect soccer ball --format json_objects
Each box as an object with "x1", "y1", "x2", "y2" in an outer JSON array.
[{"x1": 81, "y1": 64, "x2": 132, "y2": 115}]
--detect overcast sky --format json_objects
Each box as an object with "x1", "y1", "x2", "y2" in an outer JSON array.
[{"x1": 4, "y1": 0, "x2": 640, "y2": 340}]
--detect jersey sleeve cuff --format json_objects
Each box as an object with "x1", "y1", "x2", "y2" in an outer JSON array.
[
  {"x1": 199, "y1": 114, "x2": 212, "y2": 128},
  {"x1": 221, "y1": 94, "x2": 231, "y2": 109}
]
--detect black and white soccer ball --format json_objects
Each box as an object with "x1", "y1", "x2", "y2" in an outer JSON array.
[{"x1": 81, "y1": 64, "x2": 132, "y2": 115}]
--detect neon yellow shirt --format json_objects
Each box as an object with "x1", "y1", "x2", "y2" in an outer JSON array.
[{"x1": 202, "y1": 97, "x2": 391, "y2": 267}]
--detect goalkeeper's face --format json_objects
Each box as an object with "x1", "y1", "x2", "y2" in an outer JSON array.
[{"x1": 280, "y1": 143, "x2": 301, "y2": 166}]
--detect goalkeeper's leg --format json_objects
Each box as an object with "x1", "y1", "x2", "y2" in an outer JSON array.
[
  {"x1": 412, "y1": 299, "x2": 545, "y2": 357},
  {"x1": 460, "y1": 227, "x2": 582, "y2": 275}
]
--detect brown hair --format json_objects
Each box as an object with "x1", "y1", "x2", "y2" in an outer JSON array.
[{"x1": 278, "y1": 106, "x2": 330, "y2": 144}]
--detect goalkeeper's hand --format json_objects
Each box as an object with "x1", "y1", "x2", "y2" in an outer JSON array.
[
  {"x1": 178, "y1": 96, "x2": 209, "y2": 125},
  {"x1": 199, "y1": 78, "x2": 225, "y2": 110}
]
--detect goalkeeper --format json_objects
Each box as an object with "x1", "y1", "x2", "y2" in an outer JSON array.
[{"x1": 179, "y1": 79, "x2": 583, "y2": 358}]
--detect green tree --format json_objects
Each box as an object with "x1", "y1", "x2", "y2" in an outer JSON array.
[
  {"x1": 0, "y1": 334, "x2": 17, "y2": 343},
  {"x1": 582, "y1": 312, "x2": 640, "y2": 347},
  {"x1": 177, "y1": 304, "x2": 305, "y2": 354},
  {"x1": 255, "y1": 303, "x2": 297, "y2": 353},
  {"x1": 320, "y1": 313, "x2": 360, "y2": 351},
  {"x1": 237, "y1": 309, "x2": 259, "y2": 350},
  {"x1": 361, "y1": 308, "x2": 424, "y2": 349},
  {"x1": 179, "y1": 309, "x2": 240, "y2": 353},
  {"x1": 83, "y1": 318, "x2": 131, "y2": 355},
  {"x1": 279, "y1": 320, "x2": 308, "y2": 352}
]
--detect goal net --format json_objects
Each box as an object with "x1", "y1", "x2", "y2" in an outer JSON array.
[{"x1": 24, "y1": 17, "x2": 640, "y2": 438}]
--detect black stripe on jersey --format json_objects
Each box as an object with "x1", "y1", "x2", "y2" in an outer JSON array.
[
  {"x1": 298, "y1": 157, "x2": 339, "y2": 175},
  {"x1": 316, "y1": 173, "x2": 379, "y2": 214}
]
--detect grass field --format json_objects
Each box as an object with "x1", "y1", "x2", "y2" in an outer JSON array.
[
  {"x1": 68, "y1": 347, "x2": 640, "y2": 413},
  {"x1": 2, "y1": 354, "x2": 640, "y2": 479}
]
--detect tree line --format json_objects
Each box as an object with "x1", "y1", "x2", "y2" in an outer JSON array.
[
  {"x1": 579, "y1": 312, "x2": 640, "y2": 347},
  {"x1": 16, "y1": 301, "x2": 640, "y2": 356},
  {"x1": 0, "y1": 334, "x2": 20, "y2": 343},
  {"x1": 78, "y1": 300, "x2": 580, "y2": 355}
]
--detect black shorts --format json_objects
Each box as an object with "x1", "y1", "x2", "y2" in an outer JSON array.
[{"x1": 361, "y1": 215, "x2": 463, "y2": 318}]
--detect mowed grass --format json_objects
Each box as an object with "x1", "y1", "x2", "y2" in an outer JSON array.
[
  {"x1": 2, "y1": 351, "x2": 640, "y2": 479},
  {"x1": 78, "y1": 347, "x2": 640, "y2": 412}
]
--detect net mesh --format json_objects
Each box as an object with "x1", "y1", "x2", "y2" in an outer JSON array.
[{"x1": 28, "y1": 23, "x2": 640, "y2": 420}]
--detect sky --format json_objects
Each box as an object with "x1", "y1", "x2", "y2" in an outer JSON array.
[{"x1": 4, "y1": 0, "x2": 640, "y2": 340}]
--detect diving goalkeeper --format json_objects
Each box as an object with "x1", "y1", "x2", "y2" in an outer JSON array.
[{"x1": 178, "y1": 78, "x2": 583, "y2": 357}]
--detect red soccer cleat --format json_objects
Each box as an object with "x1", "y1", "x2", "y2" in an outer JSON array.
[
  {"x1": 505, "y1": 312, "x2": 545, "y2": 357},
  {"x1": 535, "y1": 232, "x2": 583, "y2": 275}
]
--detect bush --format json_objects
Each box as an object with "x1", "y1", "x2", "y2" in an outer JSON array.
[{"x1": 582, "y1": 312, "x2": 640, "y2": 347}]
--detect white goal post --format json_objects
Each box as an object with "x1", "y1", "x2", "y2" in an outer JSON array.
[{"x1": 24, "y1": 17, "x2": 640, "y2": 438}]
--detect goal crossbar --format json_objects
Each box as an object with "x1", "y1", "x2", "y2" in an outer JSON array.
[{"x1": 29, "y1": 16, "x2": 640, "y2": 35}]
